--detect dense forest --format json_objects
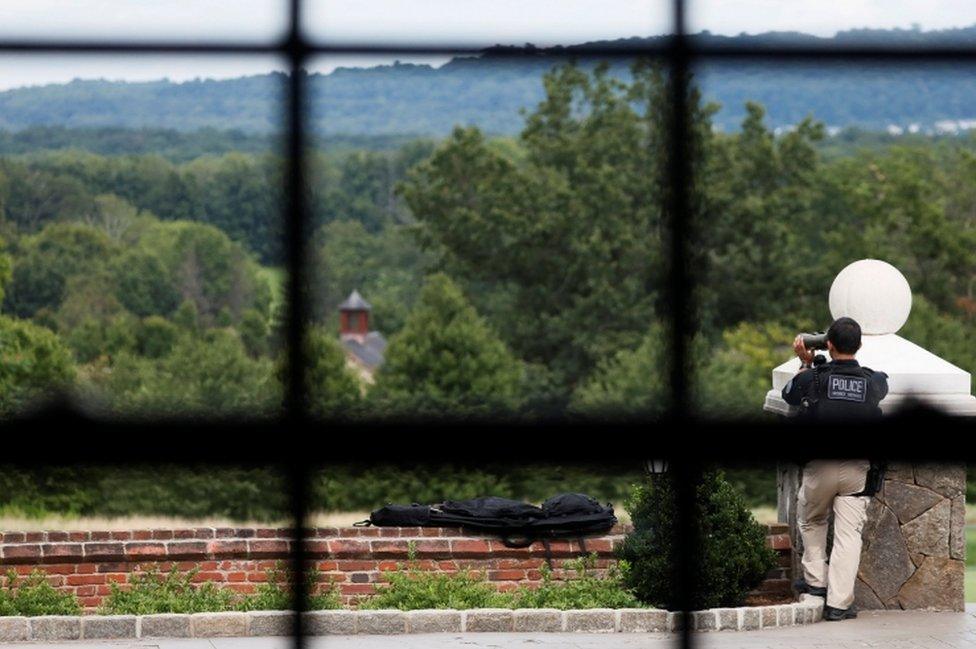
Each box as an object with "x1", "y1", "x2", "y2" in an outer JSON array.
[
  {"x1": 1, "y1": 59, "x2": 975, "y2": 423},
  {"x1": 3, "y1": 27, "x2": 976, "y2": 135}
]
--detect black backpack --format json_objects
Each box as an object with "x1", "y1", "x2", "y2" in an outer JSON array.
[{"x1": 362, "y1": 493, "x2": 617, "y2": 549}]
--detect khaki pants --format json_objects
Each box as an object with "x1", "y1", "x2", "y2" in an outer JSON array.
[{"x1": 798, "y1": 460, "x2": 870, "y2": 610}]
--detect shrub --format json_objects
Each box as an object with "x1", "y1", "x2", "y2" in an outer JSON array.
[
  {"x1": 360, "y1": 569, "x2": 511, "y2": 610},
  {"x1": 511, "y1": 556, "x2": 643, "y2": 610},
  {"x1": 361, "y1": 543, "x2": 510, "y2": 610},
  {"x1": 236, "y1": 563, "x2": 341, "y2": 611},
  {"x1": 618, "y1": 470, "x2": 776, "y2": 610},
  {"x1": 0, "y1": 570, "x2": 81, "y2": 616},
  {"x1": 101, "y1": 567, "x2": 237, "y2": 615},
  {"x1": 361, "y1": 545, "x2": 641, "y2": 611}
]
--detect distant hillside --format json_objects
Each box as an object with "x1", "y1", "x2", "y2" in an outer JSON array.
[{"x1": 2, "y1": 26, "x2": 976, "y2": 136}]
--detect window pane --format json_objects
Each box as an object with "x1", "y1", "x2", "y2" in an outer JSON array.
[
  {"x1": 305, "y1": 53, "x2": 670, "y2": 419},
  {"x1": 689, "y1": 1, "x2": 976, "y2": 46},
  {"x1": 695, "y1": 460, "x2": 966, "y2": 644},
  {"x1": 305, "y1": 0, "x2": 671, "y2": 47},
  {"x1": 0, "y1": 0, "x2": 288, "y2": 44},
  {"x1": 689, "y1": 60, "x2": 976, "y2": 419},
  {"x1": 0, "y1": 464, "x2": 295, "y2": 614},
  {"x1": 0, "y1": 54, "x2": 286, "y2": 418},
  {"x1": 313, "y1": 462, "x2": 653, "y2": 610}
]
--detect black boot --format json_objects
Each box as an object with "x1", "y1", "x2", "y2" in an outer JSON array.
[
  {"x1": 823, "y1": 605, "x2": 857, "y2": 621},
  {"x1": 793, "y1": 578, "x2": 827, "y2": 598}
]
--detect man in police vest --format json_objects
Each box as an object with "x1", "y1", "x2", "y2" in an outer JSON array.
[{"x1": 782, "y1": 317, "x2": 888, "y2": 621}]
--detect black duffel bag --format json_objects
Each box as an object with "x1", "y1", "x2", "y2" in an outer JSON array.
[{"x1": 360, "y1": 493, "x2": 616, "y2": 549}]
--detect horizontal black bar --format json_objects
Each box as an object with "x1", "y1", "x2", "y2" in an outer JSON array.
[
  {"x1": 3, "y1": 39, "x2": 976, "y2": 62},
  {"x1": 1, "y1": 404, "x2": 971, "y2": 462}
]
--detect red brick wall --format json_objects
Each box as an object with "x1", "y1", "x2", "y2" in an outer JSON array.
[{"x1": 0, "y1": 524, "x2": 791, "y2": 610}]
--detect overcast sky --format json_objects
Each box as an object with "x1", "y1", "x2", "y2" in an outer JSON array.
[{"x1": 1, "y1": 0, "x2": 975, "y2": 90}]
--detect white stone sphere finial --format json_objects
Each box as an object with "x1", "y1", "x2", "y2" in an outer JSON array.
[{"x1": 828, "y1": 259, "x2": 912, "y2": 335}]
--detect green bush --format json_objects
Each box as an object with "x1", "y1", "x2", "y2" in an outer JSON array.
[
  {"x1": 360, "y1": 566, "x2": 510, "y2": 610},
  {"x1": 101, "y1": 564, "x2": 342, "y2": 615},
  {"x1": 511, "y1": 556, "x2": 643, "y2": 610},
  {"x1": 0, "y1": 570, "x2": 81, "y2": 616},
  {"x1": 618, "y1": 470, "x2": 776, "y2": 610},
  {"x1": 100, "y1": 567, "x2": 237, "y2": 615},
  {"x1": 361, "y1": 544, "x2": 641, "y2": 611},
  {"x1": 236, "y1": 563, "x2": 341, "y2": 611}
]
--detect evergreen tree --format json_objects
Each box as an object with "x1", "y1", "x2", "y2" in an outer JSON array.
[
  {"x1": 305, "y1": 326, "x2": 361, "y2": 417},
  {"x1": 371, "y1": 273, "x2": 521, "y2": 416}
]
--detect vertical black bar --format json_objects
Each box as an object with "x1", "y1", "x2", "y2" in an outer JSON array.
[
  {"x1": 284, "y1": 0, "x2": 309, "y2": 647},
  {"x1": 667, "y1": 1, "x2": 696, "y2": 648},
  {"x1": 668, "y1": 0, "x2": 691, "y2": 418},
  {"x1": 673, "y1": 460, "x2": 699, "y2": 649},
  {"x1": 289, "y1": 460, "x2": 310, "y2": 648}
]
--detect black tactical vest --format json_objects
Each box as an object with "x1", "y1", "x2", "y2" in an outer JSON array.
[{"x1": 800, "y1": 363, "x2": 884, "y2": 420}]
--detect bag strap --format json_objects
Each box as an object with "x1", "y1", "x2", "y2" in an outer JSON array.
[{"x1": 542, "y1": 538, "x2": 553, "y2": 570}]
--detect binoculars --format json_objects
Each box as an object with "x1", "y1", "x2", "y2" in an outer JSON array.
[{"x1": 799, "y1": 332, "x2": 829, "y2": 350}]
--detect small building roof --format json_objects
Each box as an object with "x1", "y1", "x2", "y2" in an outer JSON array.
[
  {"x1": 339, "y1": 289, "x2": 371, "y2": 311},
  {"x1": 341, "y1": 331, "x2": 387, "y2": 371}
]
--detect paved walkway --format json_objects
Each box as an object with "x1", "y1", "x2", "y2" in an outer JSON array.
[{"x1": 3, "y1": 607, "x2": 975, "y2": 648}]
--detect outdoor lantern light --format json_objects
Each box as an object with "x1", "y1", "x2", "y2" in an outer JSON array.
[{"x1": 645, "y1": 459, "x2": 668, "y2": 475}]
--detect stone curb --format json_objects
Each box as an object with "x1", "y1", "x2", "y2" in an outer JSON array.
[
  {"x1": 691, "y1": 594, "x2": 825, "y2": 633},
  {"x1": 3, "y1": 599, "x2": 822, "y2": 639}
]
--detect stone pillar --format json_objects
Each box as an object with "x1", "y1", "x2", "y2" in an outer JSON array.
[
  {"x1": 766, "y1": 260, "x2": 972, "y2": 610},
  {"x1": 781, "y1": 462, "x2": 966, "y2": 611},
  {"x1": 776, "y1": 464, "x2": 802, "y2": 580}
]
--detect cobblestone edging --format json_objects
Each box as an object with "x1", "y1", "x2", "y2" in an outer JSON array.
[{"x1": 0, "y1": 597, "x2": 823, "y2": 639}]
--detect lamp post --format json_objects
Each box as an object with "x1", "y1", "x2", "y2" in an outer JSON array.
[{"x1": 645, "y1": 459, "x2": 668, "y2": 475}]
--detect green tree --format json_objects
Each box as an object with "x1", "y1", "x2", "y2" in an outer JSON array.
[
  {"x1": 0, "y1": 315, "x2": 75, "y2": 416},
  {"x1": 4, "y1": 223, "x2": 116, "y2": 318},
  {"x1": 136, "y1": 316, "x2": 179, "y2": 359},
  {"x1": 371, "y1": 273, "x2": 522, "y2": 416},
  {"x1": 693, "y1": 322, "x2": 800, "y2": 419},
  {"x1": 239, "y1": 308, "x2": 270, "y2": 357},
  {"x1": 399, "y1": 62, "x2": 714, "y2": 394},
  {"x1": 699, "y1": 103, "x2": 826, "y2": 330},
  {"x1": 138, "y1": 220, "x2": 271, "y2": 324},
  {"x1": 819, "y1": 146, "x2": 976, "y2": 313},
  {"x1": 305, "y1": 326, "x2": 361, "y2": 417},
  {"x1": 111, "y1": 250, "x2": 180, "y2": 317},
  {"x1": 95, "y1": 329, "x2": 279, "y2": 417},
  {"x1": 570, "y1": 324, "x2": 667, "y2": 417},
  {"x1": 0, "y1": 236, "x2": 12, "y2": 307}
]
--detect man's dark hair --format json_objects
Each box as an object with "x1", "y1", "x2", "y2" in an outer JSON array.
[{"x1": 827, "y1": 317, "x2": 862, "y2": 354}]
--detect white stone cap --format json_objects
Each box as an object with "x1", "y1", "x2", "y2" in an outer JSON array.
[{"x1": 765, "y1": 259, "x2": 976, "y2": 416}]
